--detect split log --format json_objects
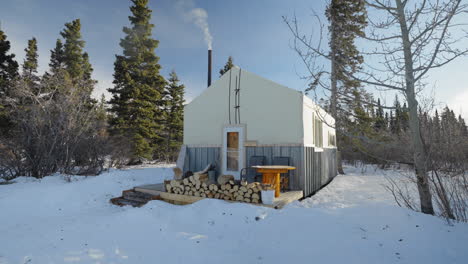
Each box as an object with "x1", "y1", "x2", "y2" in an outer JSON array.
[
  {"x1": 240, "y1": 186, "x2": 247, "y2": 192},
  {"x1": 252, "y1": 199, "x2": 259, "y2": 204},
  {"x1": 243, "y1": 198, "x2": 251, "y2": 203},
  {"x1": 170, "y1": 180, "x2": 178, "y2": 187},
  {"x1": 252, "y1": 193, "x2": 260, "y2": 200},
  {"x1": 247, "y1": 183, "x2": 258, "y2": 189},
  {"x1": 173, "y1": 167, "x2": 183, "y2": 180},
  {"x1": 194, "y1": 173, "x2": 209, "y2": 182},
  {"x1": 189, "y1": 176, "x2": 196, "y2": 184},
  {"x1": 217, "y1": 175, "x2": 234, "y2": 185},
  {"x1": 229, "y1": 180, "x2": 235, "y2": 185}
]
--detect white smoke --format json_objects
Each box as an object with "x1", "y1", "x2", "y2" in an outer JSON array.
[
  {"x1": 177, "y1": 0, "x2": 213, "y2": 49},
  {"x1": 189, "y1": 8, "x2": 212, "y2": 50}
]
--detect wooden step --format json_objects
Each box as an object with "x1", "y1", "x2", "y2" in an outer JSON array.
[
  {"x1": 123, "y1": 190, "x2": 155, "y2": 203},
  {"x1": 110, "y1": 189, "x2": 161, "y2": 208},
  {"x1": 110, "y1": 197, "x2": 146, "y2": 207}
]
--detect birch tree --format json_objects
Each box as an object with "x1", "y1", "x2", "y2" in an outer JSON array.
[
  {"x1": 285, "y1": 0, "x2": 467, "y2": 215},
  {"x1": 358, "y1": 0, "x2": 467, "y2": 215}
]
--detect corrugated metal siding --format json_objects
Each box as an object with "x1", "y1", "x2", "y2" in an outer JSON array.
[
  {"x1": 183, "y1": 147, "x2": 221, "y2": 175},
  {"x1": 245, "y1": 146, "x2": 303, "y2": 191},
  {"x1": 302, "y1": 147, "x2": 338, "y2": 197},
  {"x1": 183, "y1": 145, "x2": 337, "y2": 197}
]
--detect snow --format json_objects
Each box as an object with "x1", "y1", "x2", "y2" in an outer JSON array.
[{"x1": 0, "y1": 164, "x2": 467, "y2": 264}]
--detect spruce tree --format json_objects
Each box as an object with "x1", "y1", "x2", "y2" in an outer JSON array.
[
  {"x1": 325, "y1": 0, "x2": 367, "y2": 122},
  {"x1": 22, "y1": 37, "x2": 40, "y2": 94},
  {"x1": 433, "y1": 110, "x2": 441, "y2": 144},
  {"x1": 0, "y1": 30, "x2": 19, "y2": 98},
  {"x1": 374, "y1": 98, "x2": 385, "y2": 130},
  {"x1": 389, "y1": 110, "x2": 395, "y2": 133},
  {"x1": 60, "y1": 19, "x2": 95, "y2": 96},
  {"x1": 22, "y1": 38, "x2": 38, "y2": 76},
  {"x1": 0, "y1": 30, "x2": 19, "y2": 135},
  {"x1": 108, "y1": 0, "x2": 167, "y2": 161},
  {"x1": 219, "y1": 56, "x2": 234, "y2": 76},
  {"x1": 384, "y1": 112, "x2": 389, "y2": 131},
  {"x1": 458, "y1": 114, "x2": 468, "y2": 137},
  {"x1": 401, "y1": 102, "x2": 409, "y2": 131},
  {"x1": 49, "y1": 39, "x2": 65, "y2": 75},
  {"x1": 325, "y1": 0, "x2": 367, "y2": 173},
  {"x1": 60, "y1": 19, "x2": 85, "y2": 80},
  {"x1": 393, "y1": 95, "x2": 402, "y2": 134},
  {"x1": 164, "y1": 70, "x2": 185, "y2": 160}
]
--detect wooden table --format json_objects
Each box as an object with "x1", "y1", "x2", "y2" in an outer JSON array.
[{"x1": 252, "y1": 165, "x2": 296, "y2": 197}]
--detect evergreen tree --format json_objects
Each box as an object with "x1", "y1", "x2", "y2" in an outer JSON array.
[
  {"x1": 164, "y1": 70, "x2": 185, "y2": 160},
  {"x1": 108, "y1": 0, "x2": 167, "y2": 161},
  {"x1": 433, "y1": 110, "x2": 441, "y2": 144},
  {"x1": 325, "y1": 0, "x2": 367, "y2": 122},
  {"x1": 392, "y1": 95, "x2": 402, "y2": 134},
  {"x1": 0, "y1": 30, "x2": 19, "y2": 98},
  {"x1": 389, "y1": 110, "x2": 395, "y2": 133},
  {"x1": 219, "y1": 56, "x2": 234, "y2": 76},
  {"x1": 82, "y1": 52, "x2": 93, "y2": 81},
  {"x1": 384, "y1": 112, "x2": 389, "y2": 131},
  {"x1": 60, "y1": 19, "x2": 85, "y2": 80},
  {"x1": 325, "y1": 0, "x2": 367, "y2": 172},
  {"x1": 458, "y1": 114, "x2": 468, "y2": 137},
  {"x1": 0, "y1": 30, "x2": 19, "y2": 135},
  {"x1": 401, "y1": 102, "x2": 409, "y2": 131},
  {"x1": 22, "y1": 38, "x2": 38, "y2": 76},
  {"x1": 22, "y1": 37, "x2": 40, "y2": 94},
  {"x1": 48, "y1": 39, "x2": 65, "y2": 75},
  {"x1": 374, "y1": 98, "x2": 385, "y2": 130},
  {"x1": 59, "y1": 19, "x2": 95, "y2": 96}
]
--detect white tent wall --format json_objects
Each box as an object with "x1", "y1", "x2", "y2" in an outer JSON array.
[
  {"x1": 184, "y1": 67, "x2": 304, "y2": 146},
  {"x1": 181, "y1": 67, "x2": 338, "y2": 196},
  {"x1": 302, "y1": 96, "x2": 336, "y2": 148}
]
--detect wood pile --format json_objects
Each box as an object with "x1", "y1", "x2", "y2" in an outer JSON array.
[{"x1": 165, "y1": 174, "x2": 262, "y2": 204}]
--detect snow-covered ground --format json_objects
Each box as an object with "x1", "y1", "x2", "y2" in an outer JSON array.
[{"x1": 1, "y1": 164, "x2": 467, "y2": 264}]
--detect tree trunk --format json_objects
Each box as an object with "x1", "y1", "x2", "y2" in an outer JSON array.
[
  {"x1": 395, "y1": 0, "x2": 434, "y2": 215},
  {"x1": 329, "y1": 9, "x2": 344, "y2": 175}
]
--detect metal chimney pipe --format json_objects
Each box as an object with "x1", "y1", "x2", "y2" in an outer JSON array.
[{"x1": 208, "y1": 49, "x2": 212, "y2": 87}]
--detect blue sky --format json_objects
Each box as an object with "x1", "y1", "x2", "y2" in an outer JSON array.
[{"x1": 1, "y1": 0, "x2": 467, "y2": 118}]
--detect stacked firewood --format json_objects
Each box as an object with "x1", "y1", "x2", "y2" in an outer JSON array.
[{"x1": 165, "y1": 174, "x2": 261, "y2": 204}]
